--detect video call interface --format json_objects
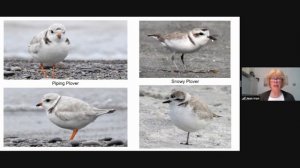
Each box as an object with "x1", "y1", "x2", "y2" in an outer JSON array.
[{"x1": 240, "y1": 43, "x2": 300, "y2": 115}]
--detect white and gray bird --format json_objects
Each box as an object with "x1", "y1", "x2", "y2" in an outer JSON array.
[
  {"x1": 36, "y1": 93, "x2": 115, "y2": 140},
  {"x1": 163, "y1": 90, "x2": 220, "y2": 145},
  {"x1": 148, "y1": 28, "x2": 216, "y2": 71},
  {"x1": 28, "y1": 23, "x2": 70, "y2": 78}
]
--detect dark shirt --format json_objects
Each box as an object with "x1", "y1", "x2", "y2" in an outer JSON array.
[{"x1": 259, "y1": 90, "x2": 295, "y2": 101}]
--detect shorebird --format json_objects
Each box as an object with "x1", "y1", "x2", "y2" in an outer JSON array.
[
  {"x1": 28, "y1": 23, "x2": 70, "y2": 78},
  {"x1": 36, "y1": 93, "x2": 115, "y2": 140},
  {"x1": 163, "y1": 90, "x2": 220, "y2": 145},
  {"x1": 148, "y1": 28, "x2": 216, "y2": 71}
]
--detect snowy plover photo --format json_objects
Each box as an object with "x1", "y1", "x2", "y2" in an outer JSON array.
[
  {"x1": 139, "y1": 85, "x2": 231, "y2": 148},
  {"x1": 4, "y1": 20, "x2": 127, "y2": 80},
  {"x1": 140, "y1": 21, "x2": 230, "y2": 78},
  {"x1": 163, "y1": 90, "x2": 221, "y2": 145},
  {"x1": 4, "y1": 88, "x2": 127, "y2": 147}
]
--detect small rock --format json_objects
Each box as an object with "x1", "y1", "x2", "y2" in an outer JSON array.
[
  {"x1": 4, "y1": 71, "x2": 15, "y2": 77},
  {"x1": 48, "y1": 137, "x2": 63, "y2": 143},
  {"x1": 4, "y1": 67, "x2": 11, "y2": 71},
  {"x1": 11, "y1": 66, "x2": 22, "y2": 71},
  {"x1": 82, "y1": 141, "x2": 101, "y2": 147},
  {"x1": 22, "y1": 75, "x2": 31, "y2": 79},
  {"x1": 99, "y1": 137, "x2": 112, "y2": 141},
  {"x1": 5, "y1": 136, "x2": 18, "y2": 139},
  {"x1": 12, "y1": 138, "x2": 26, "y2": 143},
  {"x1": 106, "y1": 140, "x2": 124, "y2": 146},
  {"x1": 70, "y1": 140, "x2": 80, "y2": 147},
  {"x1": 30, "y1": 142, "x2": 43, "y2": 147},
  {"x1": 213, "y1": 103, "x2": 222, "y2": 107}
]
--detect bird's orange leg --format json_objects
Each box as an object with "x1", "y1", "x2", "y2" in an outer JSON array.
[
  {"x1": 69, "y1": 128, "x2": 79, "y2": 140},
  {"x1": 39, "y1": 63, "x2": 48, "y2": 78},
  {"x1": 52, "y1": 64, "x2": 56, "y2": 79}
]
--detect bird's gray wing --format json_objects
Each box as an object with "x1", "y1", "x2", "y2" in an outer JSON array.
[
  {"x1": 91, "y1": 107, "x2": 115, "y2": 116},
  {"x1": 53, "y1": 96, "x2": 94, "y2": 121},
  {"x1": 28, "y1": 29, "x2": 47, "y2": 55},
  {"x1": 189, "y1": 96, "x2": 216, "y2": 120}
]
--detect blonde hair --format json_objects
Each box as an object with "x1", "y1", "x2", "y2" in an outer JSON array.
[{"x1": 264, "y1": 69, "x2": 288, "y2": 88}]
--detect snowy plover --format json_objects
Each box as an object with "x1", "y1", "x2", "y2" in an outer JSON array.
[
  {"x1": 148, "y1": 28, "x2": 216, "y2": 71},
  {"x1": 163, "y1": 90, "x2": 220, "y2": 145},
  {"x1": 36, "y1": 93, "x2": 115, "y2": 140},
  {"x1": 28, "y1": 23, "x2": 70, "y2": 78}
]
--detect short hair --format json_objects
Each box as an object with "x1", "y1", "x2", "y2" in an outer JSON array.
[{"x1": 264, "y1": 69, "x2": 288, "y2": 88}]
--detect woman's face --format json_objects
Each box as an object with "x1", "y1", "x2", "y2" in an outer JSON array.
[{"x1": 270, "y1": 76, "x2": 283, "y2": 91}]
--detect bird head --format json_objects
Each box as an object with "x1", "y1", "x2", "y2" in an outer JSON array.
[
  {"x1": 47, "y1": 23, "x2": 66, "y2": 41},
  {"x1": 190, "y1": 28, "x2": 217, "y2": 44},
  {"x1": 163, "y1": 90, "x2": 189, "y2": 104},
  {"x1": 36, "y1": 93, "x2": 61, "y2": 113}
]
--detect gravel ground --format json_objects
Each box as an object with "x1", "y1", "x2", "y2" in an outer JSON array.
[
  {"x1": 139, "y1": 21, "x2": 230, "y2": 78},
  {"x1": 4, "y1": 59, "x2": 127, "y2": 80},
  {"x1": 4, "y1": 136, "x2": 126, "y2": 147},
  {"x1": 4, "y1": 110, "x2": 127, "y2": 147}
]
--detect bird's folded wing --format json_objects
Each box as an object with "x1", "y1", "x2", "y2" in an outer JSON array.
[
  {"x1": 54, "y1": 97, "x2": 94, "y2": 121},
  {"x1": 190, "y1": 97, "x2": 215, "y2": 119},
  {"x1": 55, "y1": 111, "x2": 90, "y2": 121},
  {"x1": 91, "y1": 107, "x2": 115, "y2": 116},
  {"x1": 28, "y1": 30, "x2": 47, "y2": 54}
]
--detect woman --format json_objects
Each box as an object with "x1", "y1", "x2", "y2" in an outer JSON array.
[{"x1": 259, "y1": 69, "x2": 295, "y2": 101}]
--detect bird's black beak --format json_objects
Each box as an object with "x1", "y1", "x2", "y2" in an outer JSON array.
[
  {"x1": 208, "y1": 36, "x2": 217, "y2": 41},
  {"x1": 163, "y1": 99, "x2": 171, "y2": 103},
  {"x1": 36, "y1": 102, "x2": 42, "y2": 107}
]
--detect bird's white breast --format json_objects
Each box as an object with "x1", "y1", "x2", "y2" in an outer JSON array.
[
  {"x1": 169, "y1": 103, "x2": 207, "y2": 132},
  {"x1": 164, "y1": 38, "x2": 201, "y2": 53},
  {"x1": 33, "y1": 41, "x2": 69, "y2": 65},
  {"x1": 47, "y1": 111, "x2": 96, "y2": 130}
]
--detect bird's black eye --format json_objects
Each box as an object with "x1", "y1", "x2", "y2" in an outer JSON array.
[
  {"x1": 45, "y1": 99, "x2": 51, "y2": 102},
  {"x1": 199, "y1": 32, "x2": 204, "y2": 35},
  {"x1": 51, "y1": 30, "x2": 54, "y2": 34},
  {"x1": 171, "y1": 95, "x2": 175, "y2": 98}
]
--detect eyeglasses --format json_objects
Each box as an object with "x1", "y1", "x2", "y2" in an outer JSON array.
[{"x1": 270, "y1": 77, "x2": 282, "y2": 81}]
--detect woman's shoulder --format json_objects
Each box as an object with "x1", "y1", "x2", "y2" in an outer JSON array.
[
  {"x1": 282, "y1": 90, "x2": 295, "y2": 101},
  {"x1": 259, "y1": 90, "x2": 271, "y2": 101}
]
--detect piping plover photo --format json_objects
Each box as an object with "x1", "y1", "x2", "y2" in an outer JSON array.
[
  {"x1": 4, "y1": 20, "x2": 127, "y2": 80},
  {"x1": 148, "y1": 28, "x2": 216, "y2": 71},
  {"x1": 140, "y1": 21, "x2": 230, "y2": 78},
  {"x1": 163, "y1": 90, "x2": 220, "y2": 145},
  {"x1": 36, "y1": 93, "x2": 115, "y2": 140},
  {"x1": 28, "y1": 23, "x2": 70, "y2": 78},
  {"x1": 139, "y1": 86, "x2": 231, "y2": 148},
  {"x1": 4, "y1": 88, "x2": 127, "y2": 147}
]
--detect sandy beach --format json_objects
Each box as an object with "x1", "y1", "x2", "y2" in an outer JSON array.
[{"x1": 4, "y1": 59, "x2": 127, "y2": 80}]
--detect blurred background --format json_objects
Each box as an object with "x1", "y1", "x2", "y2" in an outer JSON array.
[{"x1": 4, "y1": 20, "x2": 127, "y2": 60}]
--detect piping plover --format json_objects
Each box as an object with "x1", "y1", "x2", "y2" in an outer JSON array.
[
  {"x1": 163, "y1": 90, "x2": 220, "y2": 145},
  {"x1": 28, "y1": 23, "x2": 70, "y2": 78},
  {"x1": 36, "y1": 93, "x2": 115, "y2": 140},
  {"x1": 148, "y1": 28, "x2": 216, "y2": 71}
]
